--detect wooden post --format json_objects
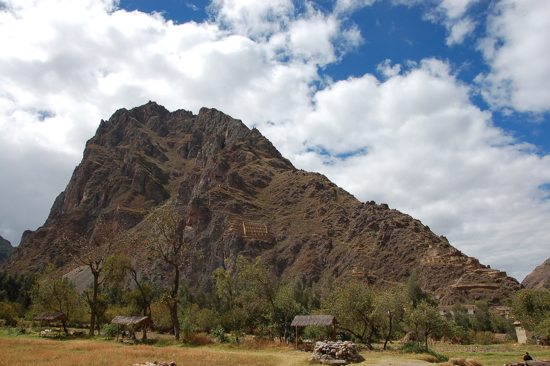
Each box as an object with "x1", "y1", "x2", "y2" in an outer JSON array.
[{"x1": 295, "y1": 326, "x2": 299, "y2": 350}]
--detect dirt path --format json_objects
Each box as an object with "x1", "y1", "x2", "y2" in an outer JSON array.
[{"x1": 365, "y1": 358, "x2": 432, "y2": 366}]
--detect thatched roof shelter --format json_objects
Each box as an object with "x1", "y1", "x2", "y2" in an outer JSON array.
[
  {"x1": 111, "y1": 316, "x2": 154, "y2": 342},
  {"x1": 34, "y1": 313, "x2": 69, "y2": 336},
  {"x1": 291, "y1": 315, "x2": 336, "y2": 327},
  {"x1": 111, "y1": 316, "x2": 153, "y2": 326},
  {"x1": 291, "y1": 315, "x2": 338, "y2": 349},
  {"x1": 34, "y1": 313, "x2": 69, "y2": 322}
]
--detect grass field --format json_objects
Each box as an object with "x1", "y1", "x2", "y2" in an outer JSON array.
[
  {"x1": 431, "y1": 344, "x2": 550, "y2": 366},
  {"x1": 1, "y1": 332, "x2": 549, "y2": 366}
]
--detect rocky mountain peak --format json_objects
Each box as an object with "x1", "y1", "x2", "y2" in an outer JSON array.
[
  {"x1": 522, "y1": 258, "x2": 550, "y2": 289},
  {"x1": 2, "y1": 102, "x2": 521, "y2": 305}
]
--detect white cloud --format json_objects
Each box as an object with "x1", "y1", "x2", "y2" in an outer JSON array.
[
  {"x1": 1, "y1": 0, "x2": 550, "y2": 282},
  {"x1": 377, "y1": 59, "x2": 402, "y2": 78},
  {"x1": 334, "y1": 0, "x2": 376, "y2": 14},
  {"x1": 476, "y1": 0, "x2": 550, "y2": 113},
  {"x1": 209, "y1": 0, "x2": 294, "y2": 38},
  {"x1": 445, "y1": 16, "x2": 476, "y2": 46},
  {"x1": 392, "y1": 0, "x2": 479, "y2": 45}
]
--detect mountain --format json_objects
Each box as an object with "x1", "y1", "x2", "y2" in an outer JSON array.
[
  {"x1": 522, "y1": 258, "x2": 550, "y2": 289},
  {"x1": 0, "y1": 236, "x2": 14, "y2": 266},
  {"x1": 1, "y1": 101, "x2": 521, "y2": 305}
]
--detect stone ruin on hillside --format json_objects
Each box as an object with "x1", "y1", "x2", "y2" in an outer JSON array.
[{"x1": 308, "y1": 341, "x2": 365, "y2": 365}]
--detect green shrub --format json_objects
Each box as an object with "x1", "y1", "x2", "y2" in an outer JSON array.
[
  {"x1": 103, "y1": 323, "x2": 118, "y2": 338},
  {"x1": 211, "y1": 325, "x2": 228, "y2": 343},
  {"x1": 474, "y1": 331, "x2": 497, "y2": 345},
  {"x1": 402, "y1": 340, "x2": 448, "y2": 362},
  {"x1": 428, "y1": 349, "x2": 449, "y2": 362},
  {"x1": 402, "y1": 340, "x2": 424, "y2": 353}
]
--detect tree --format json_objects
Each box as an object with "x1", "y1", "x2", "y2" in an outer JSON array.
[
  {"x1": 67, "y1": 218, "x2": 120, "y2": 335},
  {"x1": 376, "y1": 284, "x2": 407, "y2": 350},
  {"x1": 30, "y1": 263, "x2": 82, "y2": 332},
  {"x1": 512, "y1": 288, "x2": 550, "y2": 338},
  {"x1": 471, "y1": 300, "x2": 492, "y2": 332},
  {"x1": 403, "y1": 300, "x2": 449, "y2": 352},
  {"x1": 274, "y1": 283, "x2": 304, "y2": 342},
  {"x1": 236, "y1": 256, "x2": 284, "y2": 341},
  {"x1": 406, "y1": 270, "x2": 432, "y2": 308},
  {"x1": 144, "y1": 203, "x2": 196, "y2": 341},
  {"x1": 212, "y1": 266, "x2": 248, "y2": 343},
  {"x1": 0, "y1": 271, "x2": 36, "y2": 309},
  {"x1": 321, "y1": 280, "x2": 379, "y2": 349},
  {"x1": 104, "y1": 254, "x2": 152, "y2": 318},
  {"x1": 450, "y1": 302, "x2": 471, "y2": 329}
]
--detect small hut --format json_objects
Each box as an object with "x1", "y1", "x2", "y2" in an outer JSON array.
[
  {"x1": 111, "y1": 316, "x2": 153, "y2": 342},
  {"x1": 291, "y1": 315, "x2": 338, "y2": 350},
  {"x1": 34, "y1": 313, "x2": 69, "y2": 337}
]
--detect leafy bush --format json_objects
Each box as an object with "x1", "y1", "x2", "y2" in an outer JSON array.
[
  {"x1": 302, "y1": 325, "x2": 329, "y2": 341},
  {"x1": 428, "y1": 349, "x2": 449, "y2": 362},
  {"x1": 211, "y1": 325, "x2": 228, "y2": 343},
  {"x1": 474, "y1": 331, "x2": 497, "y2": 345},
  {"x1": 103, "y1": 323, "x2": 118, "y2": 338},
  {"x1": 402, "y1": 341, "x2": 448, "y2": 362},
  {"x1": 402, "y1": 340, "x2": 424, "y2": 353}
]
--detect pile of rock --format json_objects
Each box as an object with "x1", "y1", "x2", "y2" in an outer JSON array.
[{"x1": 308, "y1": 341, "x2": 365, "y2": 365}]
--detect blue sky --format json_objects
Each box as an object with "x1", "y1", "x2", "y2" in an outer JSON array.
[
  {"x1": 1, "y1": 0, "x2": 550, "y2": 281},
  {"x1": 119, "y1": 0, "x2": 550, "y2": 152}
]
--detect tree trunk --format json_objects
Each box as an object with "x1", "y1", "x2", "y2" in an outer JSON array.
[
  {"x1": 170, "y1": 300, "x2": 180, "y2": 341},
  {"x1": 88, "y1": 270, "x2": 100, "y2": 336},
  {"x1": 170, "y1": 265, "x2": 180, "y2": 341},
  {"x1": 383, "y1": 313, "x2": 393, "y2": 350}
]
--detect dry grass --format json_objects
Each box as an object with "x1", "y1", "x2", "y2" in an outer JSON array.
[
  {"x1": 418, "y1": 354, "x2": 439, "y2": 363},
  {"x1": 3, "y1": 335, "x2": 549, "y2": 366},
  {"x1": 0, "y1": 337, "x2": 309, "y2": 366}
]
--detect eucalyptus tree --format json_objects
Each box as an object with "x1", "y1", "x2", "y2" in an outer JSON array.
[
  {"x1": 403, "y1": 300, "x2": 450, "y2": 352},
  {"x1": 30, "y1": 263, "x2": 82, "y2": 333},
  {"x1": 321, "y1": 280, "x2": 379, "y2": 349},
  {"x1": 376, "y1": 284, "x2": 407, "y2": 350},
  {"x1": 236, "y1": 256, "x2": 283, "y2": 341},
  {"x1": 144, "y1": 203, "x2": 197, "y2": 341},
  {"x1": 512, "y1": 288, "x2": 550, "y2": 338}
]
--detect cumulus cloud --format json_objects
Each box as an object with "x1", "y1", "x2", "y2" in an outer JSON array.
[
  {"x1": 390, "y1": 0, "x2": 479, "y2": 45},
  {"x1": 1, "y1": 0, "x2": 549, "y2": 281},
  {"x1": 476, "y1": 0, "x2": 550, "y2": 113}
]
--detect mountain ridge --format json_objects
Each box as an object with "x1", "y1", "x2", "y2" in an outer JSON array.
[
  {"x1": 522, "y1": 258, "x2": 550, "y2": 289},
  {"x1": 2, "y1": 101, "x2": 521, "y2": 305}
]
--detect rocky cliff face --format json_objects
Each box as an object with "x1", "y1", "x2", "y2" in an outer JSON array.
[
  {"x1": 522, "y1": 258, "x2": 550, "y2": 289},
  {"x1": 0, "y1": 235, "x2": 13, "y2": 266},
  {"x1": 2, "y1": 102, "x2": 521, "y2": 304}
]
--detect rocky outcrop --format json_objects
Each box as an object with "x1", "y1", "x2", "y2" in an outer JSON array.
[
  {"x1": 1, "y1": 102, "x2": 521, "y2": 305},
  {"x1": 522, "y1": 258, "x2": 550, "y2": 289},
  {"x1": 0, "y1": 235, "x2": 14, "y2": 266}
]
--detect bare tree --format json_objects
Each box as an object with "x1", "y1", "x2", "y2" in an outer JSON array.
[
  {"x1": 144, "y1": 203, "x2": 196, "y2": 341},
  {"x1": 66, "y1": 218, "x2": 120, "y2": 336}
]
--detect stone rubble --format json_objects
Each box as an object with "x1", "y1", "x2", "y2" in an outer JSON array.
[{"x1": 308, "y1": 340, "x2": 365, "y2": 365}]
